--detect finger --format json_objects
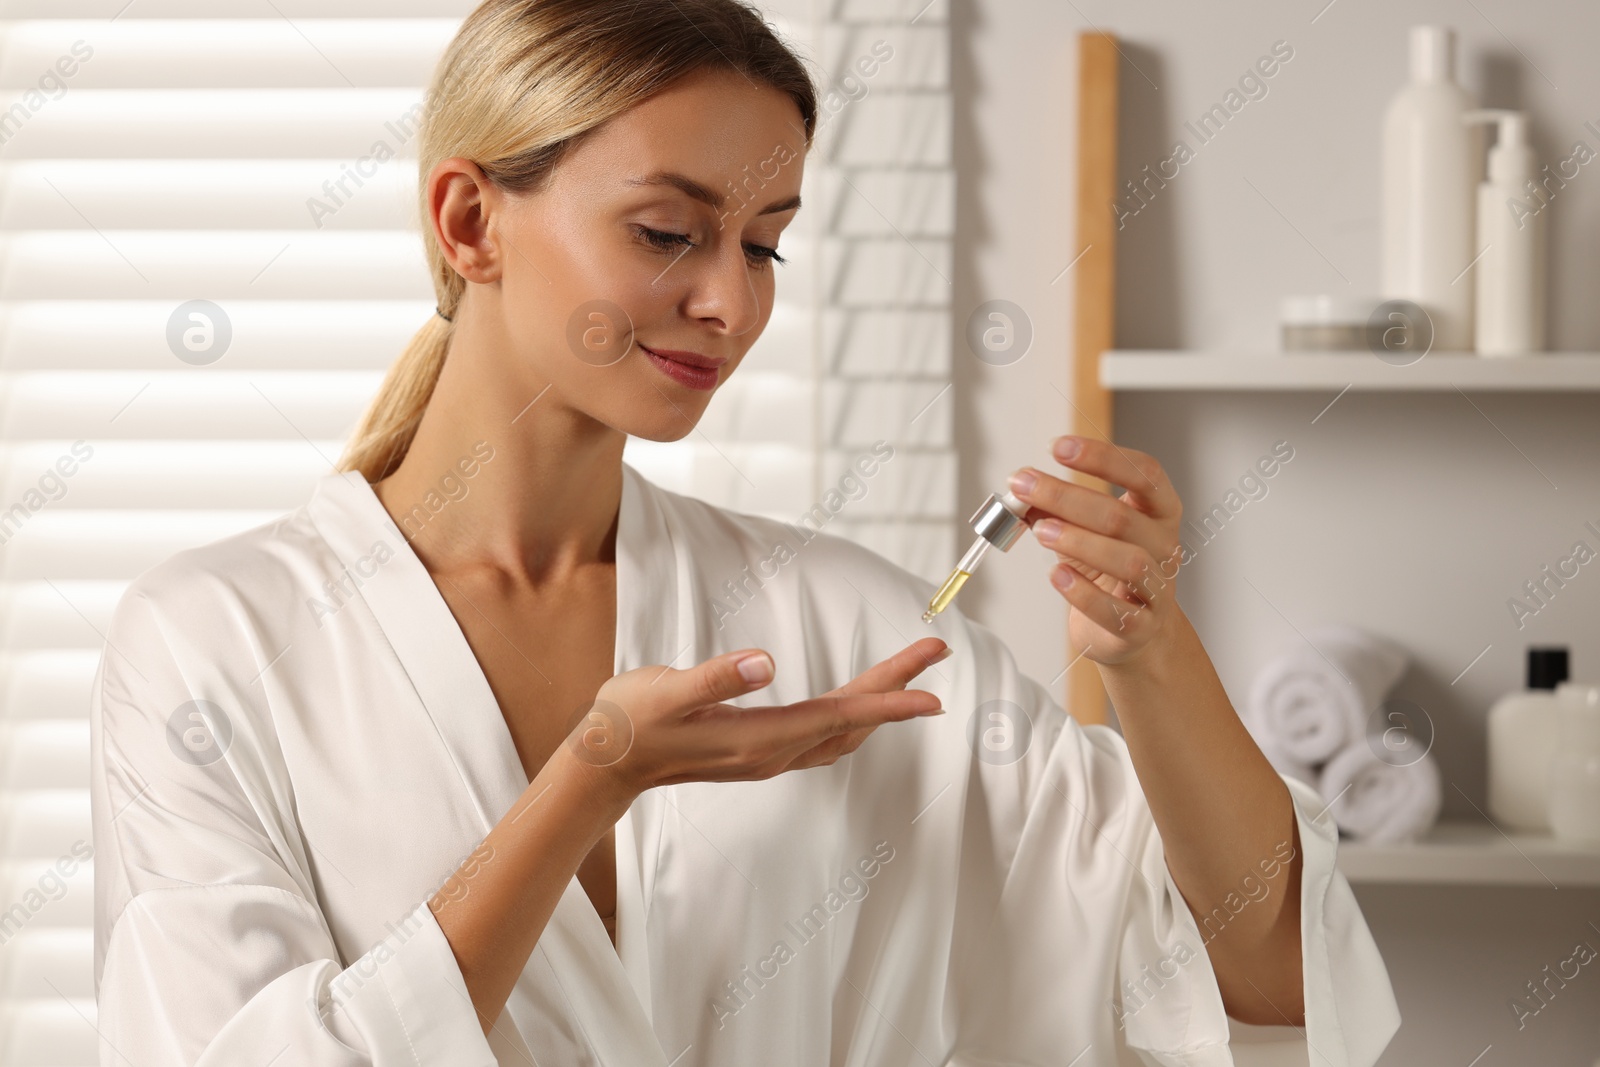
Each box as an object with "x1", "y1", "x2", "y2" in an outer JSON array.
[
  {"x1": 762, "y1": 693, "x2": 929, "y2": 773},
  {"x1": 1009, "y1": 468, "x2": 1175, "y2": 561},
  {"x1": 729, "y1": 688, "x2": 942, "y2": 760},
  {"x1": 785, "y1": 724, "x2": 881, "y2": 771},
  {"x1": 653, "y1": 647, "x2": 777, "y2": 710},
  {"x1": 1033, "y1": 520, "x2": 1179, "y2": 603},
  {"x1": 1047, "y1": 436, "x2": 1180, "y2": 519},
  {"x1": 830, "y1": 638, "x2": 951, "y2": 696},
  {"x1": 782, "y1": 716, "x2": 877, "y2": 768},
  {"x1": 1050, "y1": 561, "x2": 1154, "y2": 637},
  {"x1": 657, "y1": 690, "x2": 942, "y2": 786}
]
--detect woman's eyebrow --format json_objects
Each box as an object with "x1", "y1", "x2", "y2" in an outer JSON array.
[{"x1": 625, "y1": 170, "x2": 801, "y2": 216}]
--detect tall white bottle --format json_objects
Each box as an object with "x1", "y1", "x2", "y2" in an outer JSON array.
[
  {"x1": 1381, "y1": 26, "x2": 1482, "y2": 351},
  {"x1": 1467, "y1": 110, "x2": 1545, "y2": 355}
]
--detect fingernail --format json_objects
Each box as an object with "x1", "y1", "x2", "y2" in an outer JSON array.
[
  {"x1": 930, "y1": 644, "x2": 954, "y2": 664},
  {"x1": 1034, "y1": 518, "x2": 1064, "y2": 543},
  {"x1": 1008, "y1": 469, "x2": 1037, "y2": 496},
  {"x1": 1051, "y1": 565, "x2": 1075, "y2": 589},
  {"x1": 737, "y1": 652, "x2": 773, "y2": 684},
  {"x1": 1054, "y1": 436, "x2": 1082, "y2": 461}
]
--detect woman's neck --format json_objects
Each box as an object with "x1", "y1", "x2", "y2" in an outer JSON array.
[{"x1": 371, "y1": 322, "x2": 625, "y2": 585}]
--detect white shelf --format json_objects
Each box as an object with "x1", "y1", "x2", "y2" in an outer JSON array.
[
  {"x1": 1337, "y1": 819, "x2": 1600, "y2": 887},
  {"x1": 1101, "y1": 350, "x2": 1600, "y2": 391}
]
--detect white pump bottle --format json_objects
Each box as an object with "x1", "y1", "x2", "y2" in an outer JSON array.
[{"x1": 1466, "y1": 109, "x2": 1545, "y2": 355}]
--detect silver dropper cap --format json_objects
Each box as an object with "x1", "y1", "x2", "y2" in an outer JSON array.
[{"x1": 969, "y1": 489, "x2": 1030, "y2": 551}]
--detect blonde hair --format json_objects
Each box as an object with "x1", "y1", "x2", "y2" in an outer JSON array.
[{"x1": 338, "y1": 0, "x2": 819, "y2": 482}]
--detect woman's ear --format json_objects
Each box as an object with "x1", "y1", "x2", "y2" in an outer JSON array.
[{"x1": 428, "y1": 157, "x2": 503, "y2": 285}]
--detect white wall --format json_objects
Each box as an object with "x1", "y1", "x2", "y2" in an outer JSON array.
[{"x1": 951, "y1": 0, "x2": 1600, "y2": 1062}]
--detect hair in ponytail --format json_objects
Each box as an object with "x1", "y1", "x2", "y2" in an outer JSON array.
[{"x1": 337, "y1": 0, "x2": 819, "y2": 482}]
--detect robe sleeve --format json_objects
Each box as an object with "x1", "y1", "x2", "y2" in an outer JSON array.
[
  {"x1": 89, "y1": 581, "x2": 498, "y2": 1067},
  {"x1": 939, "y1": 615, "x2": 1400, "y2": 1067}
]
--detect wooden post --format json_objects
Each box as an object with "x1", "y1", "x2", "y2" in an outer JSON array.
[{"x1": 1068, "y1": 33, "x2": 1119, "y2": 727}]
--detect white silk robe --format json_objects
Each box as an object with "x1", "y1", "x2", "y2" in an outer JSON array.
[{"x1": 90, "y1": 463, "x2": 1401, "y2": 1067}]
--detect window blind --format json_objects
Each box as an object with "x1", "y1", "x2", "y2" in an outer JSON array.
[{"x1": 0, "y1": 2, "x2": 951, "y2": 1063}]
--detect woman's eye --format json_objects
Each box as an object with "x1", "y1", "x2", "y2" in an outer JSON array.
[
  {"x1": 635, "y1": 226, "x2": 693, "y2": 252},
  {"x1": 633, "y1": 226, "x2": 785, "y2": 268},
  {"x1": 744, "y1": 243, "x2": 786, "y2": 268}
]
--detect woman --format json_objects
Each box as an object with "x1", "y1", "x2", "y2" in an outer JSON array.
[{"x1": 89, "y1": 1, "x2": 1399, "y2": 1064}]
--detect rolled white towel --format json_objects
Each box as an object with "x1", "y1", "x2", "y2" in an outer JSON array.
[
  {"x1": 1317, "y1": 741, "x2": 1441, "y2": 844},
  {"x1": 1245, "y1": 624, "x2": 1408, "y2": 766}
]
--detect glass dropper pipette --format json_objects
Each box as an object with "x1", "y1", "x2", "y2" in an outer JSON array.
[{"x1": 921, "y1": 488, "x2": 1031, "y2": 622}]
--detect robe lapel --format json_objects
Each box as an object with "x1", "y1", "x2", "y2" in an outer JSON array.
[
  {"x1": 611, "y1": 461, "x2": 678, "y2": 1031},
  {"x1": 309, "y1": 466, "x2": 673, "y2": 1066}
]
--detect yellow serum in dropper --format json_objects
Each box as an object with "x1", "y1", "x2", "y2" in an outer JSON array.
[
  {"x1": 921, "y1": 568, "x2": 972, "y2": 623},
  {"x1": 921, "y1": 487, "x2": 1030, "y2": 622}
]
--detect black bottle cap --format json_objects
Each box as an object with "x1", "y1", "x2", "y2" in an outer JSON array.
[{"x1": 1527, "y1": 647, "x2": 1569, "y2": 690}]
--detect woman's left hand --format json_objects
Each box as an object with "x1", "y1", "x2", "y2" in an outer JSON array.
[{"x1": 1007, "y1": 435, "x2": 1185, "y2": 668}]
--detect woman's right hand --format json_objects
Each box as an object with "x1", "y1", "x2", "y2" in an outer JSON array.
[{"x1": 566, "y1": 637, "x2": 951, "y2": 800}]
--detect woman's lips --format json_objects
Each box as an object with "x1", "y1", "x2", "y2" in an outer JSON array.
[{"x1": 641, "y1": 344, "x2": 720, "y2": 391}]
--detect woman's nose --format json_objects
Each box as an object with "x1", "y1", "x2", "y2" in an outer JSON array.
[{"x1": 679, "y1": 242, "x2": 763, "y2": 337}]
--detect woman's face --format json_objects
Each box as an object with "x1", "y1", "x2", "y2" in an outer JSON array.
[{"x1": 431, "y1": 67, "x2": 807, "y2": 442}]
